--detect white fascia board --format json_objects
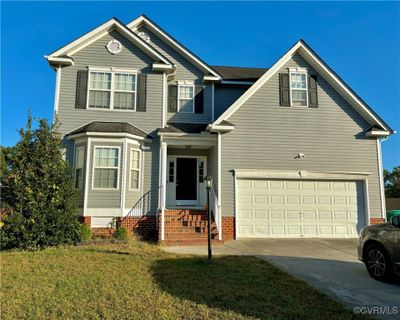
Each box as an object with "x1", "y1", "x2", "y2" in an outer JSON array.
[
  {"x1": 207, "y1": 124, "x2": 235, "y2": 132},
  {"x1": 153, "y1": 63, "x2": 175, "y2": 72},
  {"x1": 67, "y1": 131, "x2": 150, "y2": 142},
  {"x1": 47, "y1": 18, "x2": 171, "y2": 66},
  {"x1": 214, "y1": 40, "x2": 392, "y2": 133},
  {"x1": 203, "y1": 75, "x2": 221, "y2": 82},
  {"x1": 44, "y1": 56, "x2": 74, "y2": 67},
  {"x1": 127, "y1": 15, "x2": 222, "y2": 79},
  {"x1": 365, "y1": 130, "x2": 391, "y2": 137}
]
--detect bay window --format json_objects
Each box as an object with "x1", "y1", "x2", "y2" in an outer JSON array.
[
  {"x1": 129, "y1": 149, "x2": 141, "y2": 190},
  {"x1": 93, "y1": 147, "x2": 120, "y2": 189},
  {"x1": 74, "y1": 146, "x2": 84, "y2": 190}
]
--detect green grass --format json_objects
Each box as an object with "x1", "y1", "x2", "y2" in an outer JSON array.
[{"x1": 1, "y1": 240, "x2": 368, "y2": 320}]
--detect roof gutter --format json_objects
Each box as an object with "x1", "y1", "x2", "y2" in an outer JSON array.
[{"x1": 207, "y1": 123, "x2": 235, "y2": 132}]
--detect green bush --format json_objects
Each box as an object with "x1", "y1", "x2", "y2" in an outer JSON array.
[
  {"x1": 80, "y1": 224, "x2": 92, "y2": 242},
  {"x1": 114, "y1": 227, "x2": 128, "y2": 241},
  {"x1": 1, "y1": 114, "x2": 80, "y2": 250}
]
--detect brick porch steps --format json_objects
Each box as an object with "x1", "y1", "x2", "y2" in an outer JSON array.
[{"x1": 159, "y1": 209, "x2": 223, "y2": 246}]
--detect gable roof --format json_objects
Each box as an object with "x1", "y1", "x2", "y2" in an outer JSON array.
[
  {"x1": 212, "y1": 66, "x2": 268, "y2": 81},
  {"x1": 127, "y1": 15, "x2": 222, "y2": 79},
  {"x1": 66, "y1": 121, "x2": 153, "y2": 139},
  {"x1": 45, "y1": 17, "x2": 172, "y2": 67},
  {"x1": 214, "y1": 40, "x2": 393, "y2": 133}
]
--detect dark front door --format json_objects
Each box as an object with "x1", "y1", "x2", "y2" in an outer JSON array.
[{"x1": 176, "y1": 158, "x2": 197, "y2": 202}]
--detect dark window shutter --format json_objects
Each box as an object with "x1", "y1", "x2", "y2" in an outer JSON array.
[
  {"x1": 308, "y1": 74, "x2": 318, "y2": 108},
  {"x1": 194, "y1": 86, "x2": 204, "y2": 114},
  {"x1": 136, "y1": 74, "x2": 147, "y2": 112},
  {"x1": 279, "y1": 73, "x2": 290, "y2": 107},
  {"x1": 168, "y1": 85, "x2": 178, "y2": 113},
  {"x1": 76, "y1": 70, "x2": 88, "y2": 109}
]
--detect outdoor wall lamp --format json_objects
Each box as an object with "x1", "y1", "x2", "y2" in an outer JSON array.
[{"x1": 204, "y1": 175, "x2": 213, "y2": 190}]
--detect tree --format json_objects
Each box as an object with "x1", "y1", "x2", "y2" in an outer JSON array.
[
  {"x1": 384, "y1": 166, "x2": 400, "y2": 198},
  {"x1": 1, "y1": 114, "x2": 80, "y2": 250},
  {"x1": 0, "y1": 146, "x2": 14, "y2": 180}
]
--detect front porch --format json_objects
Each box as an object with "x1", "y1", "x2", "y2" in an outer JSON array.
[{"x1": 158, "y1": 128, "x2": 222, "y2": 244}]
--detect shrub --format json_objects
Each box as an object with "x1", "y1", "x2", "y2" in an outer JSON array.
[
  {"x1": 80, "y1": 224, "x2": 92, "y2": 242},
  {"x1": 1, "y1": 114, "x2": 80, "y2": 250},
  {"x1": 114, "y1": 227, "x2": 128, "y2": 241}
]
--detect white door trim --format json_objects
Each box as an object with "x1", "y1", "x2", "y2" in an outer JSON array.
[{"x1": 166, "y1": 155, "x2": 207, "y2": 207}]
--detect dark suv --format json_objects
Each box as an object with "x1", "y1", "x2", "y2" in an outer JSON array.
[{"x1": 358, "y1": 215, "x2": 400, "y2": 281}]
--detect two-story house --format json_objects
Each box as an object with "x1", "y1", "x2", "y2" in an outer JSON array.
[{"x1": 45, "y1": 15, "x2": 393, "y2": 245}]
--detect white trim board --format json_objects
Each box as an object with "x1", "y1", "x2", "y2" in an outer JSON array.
[
  {"x1": 127, "y1": 15, "x2": 222, "y2": 79},
  {"x1": 46, "y1": 18, "x2": 171, "y2": 67},
  {"x1": 213, "y1": 40, "x2": 392, "y2": 133}
]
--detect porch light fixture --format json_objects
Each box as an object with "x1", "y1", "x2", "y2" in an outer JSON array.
[
  {"x1": 204, "y1": 175, "x2": 213, "y2": 190},
  {"x1": 204, "y1": 175, "x2": 213, "y2": 260}
]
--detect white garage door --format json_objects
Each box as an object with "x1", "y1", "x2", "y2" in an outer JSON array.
[{"x1": 237, "y1": 179, "x2": 365, "y2": 238}]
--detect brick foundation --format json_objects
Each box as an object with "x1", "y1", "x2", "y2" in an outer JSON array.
[
  {"x1": 221, "y1": 217, "x2": 235, "y2": 241},
  {"x1": 370, "y1": 217, "x2": 386, "y2": 225},
  {"x1": 159, "y1": 209, "x2": 223, "y2": 246},
  {"x1": 80, "y1": 216, "x2": 157, "y2": 240}
]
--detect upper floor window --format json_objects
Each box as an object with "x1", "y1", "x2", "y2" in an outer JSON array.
[
  {"x1": 88, "y1": 69, "x2": 137, "y2": 111},
  {"x1": 178, "y1": 84, "x2": 195, "y2": 113},
  {"x1": 289, "y1": 71, "x2": 308, "y2": 107},
  {"x1": 93, "y1": 147, "x2": 120, "y2": 190}
]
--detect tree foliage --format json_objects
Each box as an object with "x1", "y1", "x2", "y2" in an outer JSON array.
[
  {"x1": 1, "y1": 114, "x2": 80, "y2": 250},
  {"x1": 384, "y1": 166, "x2": 400, "y2": 198}
]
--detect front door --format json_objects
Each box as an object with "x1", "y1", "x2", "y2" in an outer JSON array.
[{"x1": 176, "y1": 158, "x2": 197, "y2": 205}]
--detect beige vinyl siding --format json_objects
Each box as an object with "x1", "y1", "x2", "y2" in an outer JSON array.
[
  {"x1": 87, "y1": 141, "x2": 123, "y2": 209},
  {"x1": 57, "y1": 30, "x2": 163, "y2": 135},
  {"x1": 137, "y1": 26, "x2": 204, "y2": 81},
  {"x1": 214, "y1": 84, "x2": 250, "y2": 119},
  {"x1": 220, "y1": 53, "x2": 382, "y2": 218}
]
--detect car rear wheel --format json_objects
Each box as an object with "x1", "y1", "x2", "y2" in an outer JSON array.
[{"x1": 364, "y1": 244, "x2": 393, "y2": 281}]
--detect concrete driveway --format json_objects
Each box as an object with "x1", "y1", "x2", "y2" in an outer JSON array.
[{"x1": 163, "y1": 239, "x2": 400, "y2": 318}]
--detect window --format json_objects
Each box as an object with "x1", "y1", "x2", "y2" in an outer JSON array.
[
  {"x1": 129, "y1": 149, "x2": 141, "y2": 190},
  {"x1": 74, "y1": 146, "x2": 84, "y2": 190},
  {"x1": 168, "y1": 161, "x2": 174, "y2": 183},
  {"x1": 198, "y1": 161, "x2": 204, "y2": 183},
  {"x1": 290, "y1": 71, "x2": 308, "y2": 106},
  {"x1": 88, "y1": 69, "x2": 137, "y2": 110},
  {"x1": 178, "y1": 84, "x2": 194, "y2": 113},
  {"x1": 93, "y1": 147, "x2": 119, "y2": 189}
]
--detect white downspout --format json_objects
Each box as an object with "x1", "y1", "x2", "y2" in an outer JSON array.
[
  {"x1": 83, "y1": 137, "x2": 91, "y2": 218},
  {"x1": 377, "y1": 138, "x2": 387, "y2": 220},
  {"x1": 160, "y1": 142, "x2": 167, "y2": 240},
  {"x1": 53, "y1": 65, "x2": 61, "y2": 120},
  {"x1": 120, "y1": 138, "x2": 128, "y2": 216},
  {"x1": 217, "y1": 132, "x2": 222, "y2": 240},
  {"x1": 163, "y1": 70, "x2": 176, "y2": 128}
]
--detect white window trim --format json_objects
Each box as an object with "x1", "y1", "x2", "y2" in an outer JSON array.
[
  {"x1": 128, "y1": 147, "x2": 142, "y2": 191},
  {"x1": 74, "y1": 145, "x2": 85, "y2": 190},
  {"x1": 289, "y1": 68, "x2": 308, "y2": 107},
  {"x1": 92, "y1": 145, "x2": 121, "y2": 190},
  {"x1": 86, "y1": 67, "x2": 138, "y2": 112},
  {"x1": 177, "y1": 83, "x2": 195, "y2": 113}
]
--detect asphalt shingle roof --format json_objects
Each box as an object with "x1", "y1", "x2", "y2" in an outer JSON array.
[{"x1": 211, "y1": 66, "x2": 268, "y2": 81}]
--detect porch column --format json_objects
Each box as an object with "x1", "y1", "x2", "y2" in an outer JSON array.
[{"x1": 160, "y1": 142, "x2": 168, "y2": 240}]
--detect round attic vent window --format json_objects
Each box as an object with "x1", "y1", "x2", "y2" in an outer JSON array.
[
  {"x1": 138, "y1": 31, "x2": 151, "y2": 43},
  {"x1": 106, "y1": 39, "x2": 122, "y2": 54}
]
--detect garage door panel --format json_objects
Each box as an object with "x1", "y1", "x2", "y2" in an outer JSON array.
[{"x1": 237, "y1": 178, "x2": 364, "y2": 238}]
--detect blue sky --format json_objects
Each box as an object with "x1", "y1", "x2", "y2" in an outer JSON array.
[{"x1": 1, "y1": 1, "x2": 399, "y2": 169}]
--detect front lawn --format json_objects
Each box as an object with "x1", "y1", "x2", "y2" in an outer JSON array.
[{"x1": 1, "y1": 240, "x2": 367, "y2": 320}]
